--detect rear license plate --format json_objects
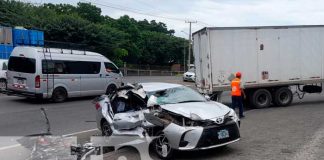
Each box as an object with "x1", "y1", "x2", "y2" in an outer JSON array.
[
  {"x1": 218, "y1": 129, "x2": 229, "y2": 139},
  {"x1": 17, "y1": 79, "x2": 25, "y2": 85}
]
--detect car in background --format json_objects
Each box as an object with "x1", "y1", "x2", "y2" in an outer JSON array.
[
  {"x1": 6, "y1": 46, "x2": 123, "y2": 102},
  {"x1": 183, "y1": 67, "x2": 196, "y2": 82},
  {"x1": 0, "y1": 59, "x2": 8, "y2": 90},
  {"x1": 94, "y1": 82, "x2": 240, "y2": 159}
]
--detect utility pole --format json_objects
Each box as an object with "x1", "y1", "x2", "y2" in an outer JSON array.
[
  {"x1": 183, "y1": 40, "x2": 186, "y2": 72},
  {"x1": 186, "y1": 21, "x2": 197, "y2": 69}
]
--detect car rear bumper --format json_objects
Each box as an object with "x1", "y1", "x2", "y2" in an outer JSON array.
[{"x1": 6, "y1": 89, "x2": 43, "y2": 99}]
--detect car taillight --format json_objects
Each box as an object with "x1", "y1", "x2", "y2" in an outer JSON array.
[
  {"x1": 95, "y1": 103, "x2": 101, "y2": 110},
  {"x1": 35, "y1": 75, "x2": 40, "y2": 88}
]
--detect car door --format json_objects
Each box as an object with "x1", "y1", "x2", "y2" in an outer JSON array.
[
  {"x1": 104, "y1": 62, "x2": 122, "y2": 87},
  {"x1": 80, "y1": 61, "x2": 106, "y2": 96}
]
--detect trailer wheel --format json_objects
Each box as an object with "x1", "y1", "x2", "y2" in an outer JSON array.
[
  {"x1": 274, "y1": 87, "x2": 293, "y2": 106},
  {"x1": 250, "y1": 89, "x2": 272, "y2": 108}
]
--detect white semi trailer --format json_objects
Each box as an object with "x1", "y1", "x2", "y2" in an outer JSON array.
[{"x1": 193, "y1": 25, "x2": 324, "y2": 108}]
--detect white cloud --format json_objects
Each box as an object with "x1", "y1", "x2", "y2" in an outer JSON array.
[{"x1": 31, "y1": 0, "x2": 324, "y2": 38}]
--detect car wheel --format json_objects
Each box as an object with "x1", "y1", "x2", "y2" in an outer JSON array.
[
  {"x1": 250, "y1": 89, "x2": 272, "y2": 108},
  {"x1": 52, "y1": 87, "x2": 67, "y2": 103},
  {"x1": 106, "y1": 85, "x2": 117, "y2": 97},
  {"x1": 114, "y1": 147, "x2": 141, "y2": 160},
  {"x1": 0, "y1": 79, "x2": 6, "y2": 90},
  {"x1": 274, "y1": 87, "x2": 293, "y2": 106},
  {"x1": 101, "y1": 120, "x2": 112, "y2": 136},
  {"x1": 153, "y1": 132, "x2": 173, "y2": 159}
]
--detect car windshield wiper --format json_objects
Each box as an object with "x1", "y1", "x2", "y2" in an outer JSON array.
[{"x1": 177, "y1": 100, "x2": 205, "y2": 103}]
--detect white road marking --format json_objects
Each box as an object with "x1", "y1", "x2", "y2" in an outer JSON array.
[
  {"x1": 0, "y1": 144, "x2": 21, "y2": 151},
  {"x1": 62, "y1": 128, "x2": 98, "y2": 137},
  {"x1": 292, "y1": 126, "x2": 324, "y2": 160}
]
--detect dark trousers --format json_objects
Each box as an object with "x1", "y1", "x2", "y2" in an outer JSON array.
[{"x1": 231, "y1": 96, "x2": 244, "y2": 117}]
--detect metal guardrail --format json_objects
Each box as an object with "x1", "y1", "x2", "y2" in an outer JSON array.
[{"x1": 121, "y1": 69, "x2": 184, "y2": 76}]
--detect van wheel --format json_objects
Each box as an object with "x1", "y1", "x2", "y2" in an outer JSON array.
[
  {"x1": 250, "y1": 89, "x2": 272, "y2": 109},
  {"x1": 106, "y1": 85, "x2": 117, "y2": 96},
  {"x1": 52, "y1": 87, "x2": 67, "y2": 103},
  {"x1": 274, "y1": 87, "x2": 293, "y2": 106}
]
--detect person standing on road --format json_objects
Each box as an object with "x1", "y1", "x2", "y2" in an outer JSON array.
[{"x1": 231, "y1": 72, "x2": 245, "y2": 118}]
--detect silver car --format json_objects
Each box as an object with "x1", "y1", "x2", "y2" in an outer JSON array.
[
  {"x1": 183, "y1": 68, "x2": 196, "y2": 82},
  {"x1": 94, "y1": 82, "x2": 240, "y2": 159}
]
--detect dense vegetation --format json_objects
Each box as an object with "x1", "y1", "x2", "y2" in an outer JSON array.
[{"x1": 0, "y1": 0, "x2": 187, "y2": 66}]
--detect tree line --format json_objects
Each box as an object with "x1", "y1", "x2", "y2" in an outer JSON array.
[{"x1": 0, "y1": 0, "x2": 188, "y2": 66}]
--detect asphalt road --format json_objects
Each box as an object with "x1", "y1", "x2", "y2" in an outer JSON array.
[
  {"x1": 0, "y1": 76, "x2": 193, "y2": 136},
  {"x1": 1, "y1": 76, "x2": 324, "y2": 159}
]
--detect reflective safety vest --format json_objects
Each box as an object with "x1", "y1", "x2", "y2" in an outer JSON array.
[{"x1": 231, "y1": 78, "x2": 242, "y2": 96}]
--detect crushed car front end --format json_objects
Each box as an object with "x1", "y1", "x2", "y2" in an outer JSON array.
[{"x1": 156, "y1": 108, "x2": 240, "y2": 151}]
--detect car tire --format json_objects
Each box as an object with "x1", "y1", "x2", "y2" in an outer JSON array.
[
  {"x1": 250, "y1": 89, "x2": 272, "y2": 109},
  {"x1": 114, "y1": 147, "x2": 141, "y2": 160},
  {"x1": 101, "y1": 120, "x2": 112, "y2": 136},
  {"x1": 106, "y1": 85, "x2": 117, "y2": 96},
  {"x1": 52, "y1": 87, "x2": 67, "y2": 103},
  {"x1": 273, "y1": 87, "x2": 293, "y2": 106},
  {"x1": 153, "y1": 132, "x2": 174, "y2": 160},
  {"x1": 0, "y1": 79, "x2": 6, "y2": 90}
]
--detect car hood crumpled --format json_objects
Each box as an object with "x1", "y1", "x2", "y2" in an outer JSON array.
[{"x1": 161, "y1": 101, "x2": 231, "y2": 120}]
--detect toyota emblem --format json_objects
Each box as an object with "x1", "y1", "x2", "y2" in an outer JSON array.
[{"x1": 215, "y1": 117, "x2": 224, "y2": 124}]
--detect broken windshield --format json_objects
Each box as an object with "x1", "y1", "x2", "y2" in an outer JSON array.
[{"x1": 152, "y1": 86, "x2": 206, "y2": 105}]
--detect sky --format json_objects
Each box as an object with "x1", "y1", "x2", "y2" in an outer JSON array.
[{"x1": 28, "y1": 0, "x2": 324, "y2": 38}]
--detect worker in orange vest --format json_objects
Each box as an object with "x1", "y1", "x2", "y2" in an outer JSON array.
[{"x1": 231, "y1": 72, "x2": 245, "y2": 118}]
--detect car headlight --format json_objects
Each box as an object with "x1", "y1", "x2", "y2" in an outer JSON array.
[
  {"x1": 190, "y1": 113, "x2": 203, "y2": 121},
  {"x1": 228, "y1": 109, "x2": 239, "y2": 122}
]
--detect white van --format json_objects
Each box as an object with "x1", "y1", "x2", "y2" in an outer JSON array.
[
  {"x1": 7, "y1": 46, "x2": 123, "y2": 102},
  {"x1": 0, "y1": 59, "x2": 8, "y2": 89}
]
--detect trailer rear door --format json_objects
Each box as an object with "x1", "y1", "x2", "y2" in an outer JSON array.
[{"x1": 193, "y1": 30, "x2": 212, "y2": 93}]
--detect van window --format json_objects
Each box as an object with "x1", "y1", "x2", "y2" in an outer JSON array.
[
  {"x1": 104, "y1": 62, "x2": 120, "y2": 73},
  {"x1": 8, "y1": 57, "x2": 36, "y2": 73},
  {"x1": 42, "y1": 60, "x2": 101, "y2": 74},
  {"x1": 2, "y1": 62, "x2": 8, "y2": 70}
]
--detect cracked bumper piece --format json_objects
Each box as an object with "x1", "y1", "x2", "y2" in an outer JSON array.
[{"x1": 164, "y1": 122, "x2": 240, "y2": 151}]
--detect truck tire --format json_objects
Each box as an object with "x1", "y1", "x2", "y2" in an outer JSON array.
[
  {"x1": 250, "y1": 89, "x2": 272, "y2": 108},
  {"x1": 273, "y1": 87, "x2": 293, "y2": 106}
]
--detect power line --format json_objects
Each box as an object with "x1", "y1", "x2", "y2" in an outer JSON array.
[
  {"x1": 82, "y1": 0, "x2": 188, "y2": 22},
  {"x1": 84, "y1": 0, "x2": 213, "y2": 27}
]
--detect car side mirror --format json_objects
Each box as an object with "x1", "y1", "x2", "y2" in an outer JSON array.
[
  {"x1": 147, "y1": 95, "x2": 158, "y2": 107},
  {"x1": 204, "y1": 95, "x2": 211, "y2": 101}
]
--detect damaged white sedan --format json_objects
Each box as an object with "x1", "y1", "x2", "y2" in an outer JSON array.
[{"x1": 94, "y1": 82, "x2": 240, "y2": 159}]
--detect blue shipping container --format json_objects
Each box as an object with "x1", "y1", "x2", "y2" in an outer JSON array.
[
  {"x1": 6, "y1": 46, "x2": 13, "y2": 59},
  {"x1": 38, "y1": 31, "x2": 44, "y2": 46},
  {"x1": 13, "y1": 29, "x2": 30, "y2": 46},
  {"x1": 0, "y1": 45, "x2": 13, "y2": 59},
  {"x1": 29, "y1": 30, "x2": 44, "y2": 46},
  {"x1": 0, "y1": 45, "x2": 5, "y2": 59}
]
